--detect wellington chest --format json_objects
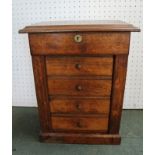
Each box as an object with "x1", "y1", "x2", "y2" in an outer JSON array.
[{"x1": 19, "y1": 20, "x2": 140, "y2": 144}]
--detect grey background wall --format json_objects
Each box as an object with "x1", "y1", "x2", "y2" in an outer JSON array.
[{"x1": 12, "y1": 0, "x2": 143, "y2": 108}]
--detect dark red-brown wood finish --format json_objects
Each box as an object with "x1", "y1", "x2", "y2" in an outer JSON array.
[{"x1": 19, "y1": 20, "x2": 140, "y2": 144}]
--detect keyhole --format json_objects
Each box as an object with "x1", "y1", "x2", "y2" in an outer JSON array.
[{"x1": 74, "y1": 35, "x2": 82, "y2": 43}]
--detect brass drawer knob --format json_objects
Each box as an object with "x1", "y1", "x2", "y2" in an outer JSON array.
[
  {"x1": 75, "y1": 63, "x2": 81, "y2": 69},
  {"x1": 74, "y1": 34, "x2": 82, "y2": 43},
  {"x1": 76, "y1": 85, "x2": 83, "y2": 91}
]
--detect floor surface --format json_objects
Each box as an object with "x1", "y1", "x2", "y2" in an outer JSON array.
[{"x1": 12, "y1": 107, "x2": 143, "y2": 155}]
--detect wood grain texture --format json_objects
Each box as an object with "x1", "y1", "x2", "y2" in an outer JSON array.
[
  {"x1": 32, "y1": 56, "x2": 50, "y2": 132},
  {"x1": 51, "y1": 116, "x2": 109, "y2": 131},
  {"x1": 29, "y1": 32, "x2": 130, "y2": 55},
  {"x1": 50, "y1": 98, "x2": 110, "y2": 114},
  {"x1": 19, "y1": 20, "x2": 140, "y2": 33},
  {"x1": 40, "y1": 132, "x2": 121, "y2": 144},
  {"x1": 47, "y1": 79, "x2": 112, "y2": 96},
  {"x1": 109, "y1": 55, "x2": 128, "y2": 134},
  {"x1": 46, "y1": 56, "x2": 113, "y2": 76}
]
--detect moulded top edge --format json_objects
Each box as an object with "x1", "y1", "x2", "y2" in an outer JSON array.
[{"x1": 19, "y1": 20, "x2": 140, "y2": 33}]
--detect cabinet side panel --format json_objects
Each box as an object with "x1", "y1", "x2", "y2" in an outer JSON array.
[
  {"x1": 32, "y1": 56, "x2": 50, "y2": 132},
  {"x1": 109, "y1": 55, "x2": 128, "y2": 133}
]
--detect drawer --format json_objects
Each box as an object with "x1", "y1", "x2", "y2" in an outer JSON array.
[
  {"x1": 29, "y1": 32, "x2": 130, "y2": 55},
  {"x1": 47, "y1": 79, "x2": 112, "y2": 96},
  {"x1": 46, "y1": 57, "x2": 113, "y2": 76},
  {"x1": 50, "y1": 98, "x2": 110, "y2": 114},
  {"x1": 51, "y1": 116, "x2": 108, "y2": 131}
]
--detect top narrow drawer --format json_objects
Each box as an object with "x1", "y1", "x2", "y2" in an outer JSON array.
[{"x1": 29, "y1": 32, "x2": 130, "y2": 55}]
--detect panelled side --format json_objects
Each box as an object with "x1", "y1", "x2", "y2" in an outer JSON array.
[{"x1": 31, "y1": 55, "x2": 51, "y2": 133}]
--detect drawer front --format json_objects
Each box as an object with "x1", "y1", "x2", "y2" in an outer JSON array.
[
  {"x1": 50, "y1": 98, "x2": 110, "y2": 114},
  {"x1": 51, "y1": 116, "x2": 108, "y2": 131},
  {"x1": 46, "y1": 57, "x2": 113, "y2": 76},
  {"x1": 47, "y1": 79, "x2": 112, "y2": 96},
  {"x1": 29, "y1": 32, "x2": 130, "y2": 55}
]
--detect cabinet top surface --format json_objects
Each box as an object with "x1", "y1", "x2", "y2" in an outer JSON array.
[{"x1": 19, "y1": 20, "x2": 140, "y2": 33}]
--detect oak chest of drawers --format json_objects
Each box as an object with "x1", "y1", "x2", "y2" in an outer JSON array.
[{"x1": 19, "y1": 20, "x2": 140, "y2": 144}]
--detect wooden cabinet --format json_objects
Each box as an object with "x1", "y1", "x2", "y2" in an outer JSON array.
[{"x1": 19, "y1": 20, "x2": 140, "y2": 144}]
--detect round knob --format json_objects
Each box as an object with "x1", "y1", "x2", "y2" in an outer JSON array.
[
  {"x1": 76, "y1": 85, "x2": 82, "y2": 91},
  {"x1": 75, "y1": 63, "x2": 81, "y2": 69},
  {"x1": 76, "y1": 121, "x2": 82, "y2": 128},
  {"x1": 74, "y1": 34, "x2": 82, "y2": 43},
  {"x1": 76, "y1": 103, "x2": 81, "y2": 110}
]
